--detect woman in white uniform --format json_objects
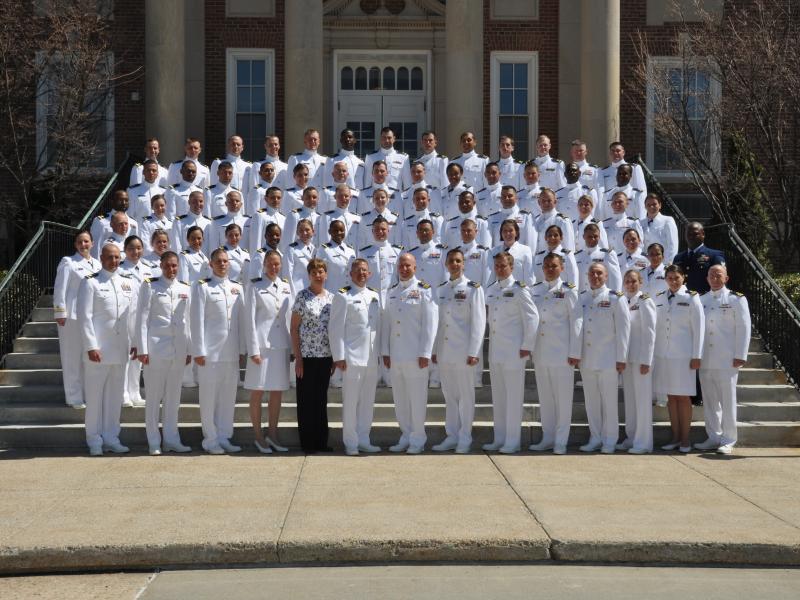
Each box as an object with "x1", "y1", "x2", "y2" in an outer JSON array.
[
  {"x1": 178, "y1": 225, "x2": 210, "y2": 387},
  {"x1": 138, "y1": 194, "x2": 172, "y2": 254},
  {"x1": 53, "y1": 230, "x2": 100, "y2": 408},
  {"x1": 221, "y1": 223, "x2": 250, "y2": 284},
  {"x1": 642, "y1": 242, "x2": 668, "y2": 298},
  {"x1": 490, "y1": 219, "x2": 535, "y2": 286},
  {"x1": 284, "y1": 219, "x2": 316, "y2": 296},
  {"x1": 573, "y1": 194, "x2": 608, "y2": 252},
  {"x1": 618, "y1": 228, "x2": 648, "y2": 272},
  {"x1": 533, "y1": 224, "x2": 578, "y2": 287},
  {"x1": 654, "y1": 264, "x2": 705, "y2": 452},
  {"x1": 119, "y1": 235, "x2": 154, "y2": 407},
  {"x1": 142, "y1": 229, "x2": 170, "y2": 278},
  {"x1": 618, "y1": 269, "x2": 657, "y2": 454},
  {"x1": 135, "y1": 250, "x2": 192, "y2": 455},
  {"x1": 244, "y1": 250, "x2": 293, "y2": 453}
]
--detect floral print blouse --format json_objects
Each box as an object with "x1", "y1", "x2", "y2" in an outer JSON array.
[{"x1": 292, "y1": 287, "x2": 333, "y2": 358}]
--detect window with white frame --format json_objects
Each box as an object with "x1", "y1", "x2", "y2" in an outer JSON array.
[
  {"x1": 35, "y1": 52, "x2": 115, "y2": 172},
  {"x1": 226, "y1": 49, "x2": 274, "y2": 162},
  {"x1": 490, "y1": 52, "x2": 538, "y2": 161},
  {"x1": 647, "y1": 57, "x2": 721, "y2": 177}
]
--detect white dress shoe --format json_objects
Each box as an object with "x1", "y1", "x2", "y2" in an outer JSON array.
[
  {"x1": 600, "y1": 446, "x2": 615, "y2": 454},
  {"x1": 131, "y1": 397, "x2": 146, "y2": 407},
  {"x1": 67, "y1": 402, "x2": 86, "y2": 410},
  {"x1": 219, "y1": 440, "x2": 242, "y2": 453},
  {"x1": 553, "y1": 445, "x2": 567, "y2": 455},
  {"x1": 432, "y1": 438, "x2": 458, "y2": 452},
  {"x1": 163, "y1": 442, "x2": 192, "y2": 453},
  {"x1": 661, "y1": 441, "x2": 681, "y2": 451},
  {"x1": 254, "y1": 440, "x2": 273, "y2": 454},
  {"x1": 628, "y1": 447, "x2": 651, "y2": 455},
  {"x1": 89, "y1": 446, "x2": 103, "y2": 456},
  {"x1": 205, "y1": 445, "x2": 225, "y2": 455},
  {"x1": 357, "y1": 443, "x2": 381, "y2": 453},
  {"x1": 498, "y1": 446, "x2": 519, "y2": 454},
  {"x1": 265, "y1": 436, "x2": 288, "y2": 452},
  {"x1": 529, "y1": 441, "x2": 554, "y2": 452},
  {"x1": 474, "y1": 381, "x2": 483, "y2": 388},
  {"x1": 182, "y1": 381, "x2": 198, "y2": 388},
  {"x1": 679, "y1": 445, "x2": 692, "y2": 453},
  {"x1": 103, "y1": 442, "x2": 130, "y2": 454},
  {"x1": 716, "y1": 443, "x2": 734, "y2": 455},
  {"x1": 149, "y1": 446, "x2": 162, "y2": 456},
  {"x1": 579, "y1": 441, "x2": 602, "y2": 452},
  {"x1": 455, "y1": 444, "x2": 471, "y2": 454},
  {"x1": 428, "y1": 381, "x2": 441, "y2": 389},
  {"x1": 345, "y1": 447, "x2": 359, "y2": 456},
  {"x1": 389, "y1": 442, "x2": 409, "y2": 453},
  {"x1": 406, "y1": 445, "x2": 424, "y2": 455},
  {"x1": 121, "y1": 399, "x2": 134, "y2": 408},
  {"x1": 615, "y1": 439, "x2": 633, "y2": 451},
  {"x1": 482, "y1": 442, "x2": 503, "y2": 451},
  {"x1": 694, "y1": 439, "x2": 719, "y2": 451}
]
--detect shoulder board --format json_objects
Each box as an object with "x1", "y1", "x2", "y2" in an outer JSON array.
[
  {"x1": 208, "y1": 184, "x2": 217, "y2": 190},
  {"x1": 435, "y1": 243, "x2": 447, "y2": 249},
  {"x1": 430, "y1": 212, "x2": 441, "y2": 217},
  {"x1": 515, "y1": 281, "x2": 526, "y2": 288},
  {"x1": 689, "y1": 290, "x2": 698, "y2": 296},
  {"x1": 566, "y1": 282, "x2": 576, "y2": 288},
  {"x1": 633, "y1": 188, "x2": 643, "y2": 193},
  {"x1": 144, "y1": 277, "x2": 159, "y2": 283},
  {"x1": 448, "y1": 215, "x2": 460, "y2": 222},
  {"x1": 590, "y1": 163, "x2": 599, "y2": 168},
  {"x1": 408, "y1": 246, "x2": 420, "y2": 253},
  {"x1": 292, "y1": 152, "x2": 303, "y2": 156},
  {"x1": 610, "y1": 290, "x2": 622, "y2": 297},
  {"x1": 554, "y1": 158, "x2": 563, "y2": 163},
  {"x1": 86, "y1": 272, "x2": 98, "y2": 279},
  {"x1": 404, "y1": 215, "x2": 415, "y2": 221},
  {"x1": 359, "y1": 245, "x2": 372, "y2": 251},
  {"x1": 555, "y1": 186, "x2": 565, "y2": 193},
  {"x1": 438, "y1": 280, "x2": 448, "y2": 287},
  {"x1": 176, "y1": 213, "x2": 188, "y2": 220},
  {"x1": 390, "y1": 211, "x2": 399, "y2": 216},
  {"x1": 488, "y1": 211, "x2": 500, "y2": 217},
  {"x1": 134, "y1": 162, "x2": 142, "y2": 166},
  {"x1": 292, "y1": 208, "x2": 302, "y2": 213},
  {"x1": 519, "y1": 209, "x2": 531, "y2": 215},
  {"x1": 213, "y1": 214, "x2": 225, "y2": 220},
  {"x1": 600, "y1": 248, "x2": 610, "y2": 253},
  {"x1": 479, "y1": 154, "x2": 488, "y2": 159},
  {"x1": 477, "y1": 244, "x2": 489, "y2": 250},
  {"x1": 389, "y1": 187, "x2": 398, "y2": 192},
  {"x1": 418, "y1": 281, "x2": 431, "y2": 289},
  {"x1": 281, "y1": 277, "x2": 289, "y2": 283},
  {"x1": 733, "y1": 291, "x2": 744, "y2": 296},
  {"x1": 171, "y1": 160, "x2": 182, "y2": 165},
  {"x1": 656, "y1": 290, "x2": 666, "y2": 296},
  {"x1": 536, "y1": 250, "x2": 546, "y2": 255},
  {"x1": 324, "y1": 209, "x2": 335, "y2": 215},
  {"x1": 286, "y1": 187, "x2": 298, "y2": 192},
  {"x1": 574, "y1": 249, "x2": 583, "y2": 255},
  {"x1": 180, "y1": 250, "x2": 189, "y2": 255},
  {"x1": 251, "y1": 277, "x2": 263, "y2": 283},
  {"x1": 476, "y1": 215, "x2": 487, "y2": 220},
  {"x1": 143, "y1": 215, "x2": 154, "y2": 221},
  {"x1": 199, "y1": 278, "x2": 210, "y2": 284},
  {"x1": 453, "y1": 154, "x2": 463, "y2": 160},
  {"x1": 392, "y1": 244, "x2": 404, "y2": 250},
  {"x1": 582, "y1": 185, "x2": 591, "y2": 189},
  {"x1": 532, "y1": 281, "x2": 544, "y2": 286},
  {"x1": 339, "y1": 285, "x2": 351, "y2": 293},
  {"x1": 557, "y1": 213, "x2": 568, "y2": 219},
  {"x1": 640, "y1": 292, "x2": 650, "y2": 299},
  {"x1": 361, "y1": 211, "x2": 372, "y2": 216},
  {"x1": 179, "y1": 280, "x2": 189, "y2": 286},
  {"x1": 96, "y1": 214, "x2": 106, "y2": 220},
  {"x1": 617, "y1": 251, "x2": 624, "y2": 257},
  {"x1": 256, "y1": 247, "x2": 266, "y2": 254},
  {"x1": 477, "y1": 188, "x2": 487, "y2": 194},
  {"x1": 257, "y1": 208, "x2": 267, "y2": 213},
  {"x1": 515, "y1": 159, "x2": 524, "y2": 164},
  {"x1": 289, "y1": 241, "x2": 299, "y2": 247},
  {"x1": 325, "y1": 241, "x2": 334, "y2": 248},
  {"x1": 563, "y1": 249, "x2": 571, "y2": 254},
  {"x1": 603, "y1": 164, "x2": 611, "y2": 169},
  {"x1": 426, "y1": 184, "x2": 433, "y2": 189}
]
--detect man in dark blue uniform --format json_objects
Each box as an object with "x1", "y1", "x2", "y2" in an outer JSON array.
[
  {"x1": 673, "y1": 221, "x2": 726, "y2": 405},
  {"x1": 673, "y1": 222, "x2": 725, "y2": 294}
]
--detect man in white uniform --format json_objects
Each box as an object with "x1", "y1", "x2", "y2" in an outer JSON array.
[
  {"x1": 130, "y1": 138, "x2": 169, "y2": 187},
  {"x1": 381, "y1": 254, "x2": 438, "y2": 453},
  {"x1": 167, "y1": 137, "x2": 210, "y2": 188},
  {"x1": 286, "y1": 128, "x2": 328, "y2": 187},
  {"x1": 533, "y1": 134, "x2": 566, "y2": 191},
  {"x1": 210, "y1": 135, "x2": 251, "y2": 190},
  {"x1": 364, "y1": 126, "x2": 412, "y2": 191},
  {"x1": 78, "y1": 244, "x2": 134, "y2": 455},
  {"x1": 451, "y1": 131, "x2": 488, "y2": 191},
  {"x1": 329, "y1": 259, "x2": 382, "y2": 455},
  {"x1": 190, "y1": 248, "x2": 247, "y2": 454},
  {"x1": 416, "y1": 130, "x2": 448, "y2": 190},
  {"x1": 322, "y1": 129, "x2": 365, "y2": 190}
]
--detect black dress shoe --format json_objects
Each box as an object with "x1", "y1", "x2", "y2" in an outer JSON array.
[{"x1": 319, "y1": 446, "x2": 334, "y2": 452}]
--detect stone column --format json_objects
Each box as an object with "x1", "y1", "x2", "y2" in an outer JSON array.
[
  {"x1": 558, "y1": 0, "x2": 582, "y2": 160},
  {"x1": 145, "y1": 0, "x2": 186, "y2": 161},
  {"x1": 580, "y1": 0, "x2": 620, "y2": 162},
  {"x1": 285, "y1": 0, "x2": 324, "y2": 155},
  {"x1": 445, "y1": 0, "x2": 484, "y2": 156}
]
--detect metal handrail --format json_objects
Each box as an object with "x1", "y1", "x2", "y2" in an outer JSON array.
[
  {"x1": 635, "y1": 156, "x2": 800, "y2": 388},
  {"x1": 0, "y1": 154, "x2": 136, "y2": 361}
]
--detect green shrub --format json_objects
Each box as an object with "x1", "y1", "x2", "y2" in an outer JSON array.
[{"x1": 774, "y1": 273, "x2": 800, "y2": 308}]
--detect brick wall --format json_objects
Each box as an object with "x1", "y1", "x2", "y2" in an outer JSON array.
[
  {"x1": 204, "y1": 0, "x2": 285, "y2": 160},
  {"x1": 482, "y1": 0, "x2": 560, "y2": 159},
  {"x1": 112, "y1": 2, "x2": 146, "y2": 166}
]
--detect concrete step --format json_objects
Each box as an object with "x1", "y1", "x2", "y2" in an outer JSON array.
[
  {"x1": 31, "y1": 307, "x2": 54, "y2": 322},
  {"x1": 12, "y1": 337, "x2": 59, "y2": 353},
  {"x1": 1, "y1": 420, "x2": 797, "y2": 450},
  {"x1": 20, "y1": 322, "x2": 57, "y2": 338},
  {"x1": 3, "y1": 400, "x2": 798, "y2": 426},
  {"x1": 38, "y1": 295, "x2": 53, "y2": 307}
]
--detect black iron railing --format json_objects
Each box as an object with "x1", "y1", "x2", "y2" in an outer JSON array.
[
  {"x1": 0, "y1": 154, "x2": 136, "y2": 362},
  {"x1": 636, "y1": 156, "x2": 800, "y2": 388}
]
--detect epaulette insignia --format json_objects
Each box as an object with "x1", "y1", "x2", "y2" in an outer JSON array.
[
  {"x1": 176, "y1": 214, "x2": 188, "y2": 220},
  {"x1": 640, "y1": 292, "x2": 650, "y2": 299},
  {"x1": 213, "y1": 214, "x2": 225, "y2": 220},
  {"x1": 292, "y1": 208, "x2": 301, "y2": 213},
  {"x1": 145, "y1": 277, "x2": 159, "y2": 283},
  {"x1": 251, "y1": 277, "x2": 263, "y2": 283},
  {"x1": 557, "y1": 213, "x2": 567, "y2": 219},
  {"x1": 390, "y1": 211, "x2": 399, "y2": 216},
  {"x1": 536, "y1": 250, "x2": 546, "y2": 255},
  {"x1": 289, "y1": 241, "x2": 299, "y2": 247},
  {"x1": 734, "y1": 291, "x2": 744, "y2": 296},
  {"x1": 479, "y1": 154, "x2": 488, "y2": 159},
  {"x1": 199, "y1": 278, "x2": 210, "y2": 284},
  {"x1": 656, "y1": 290, "x2": 666, "y2": 296},
  {"x1": 468, "y1": 281, "x2": 480, "y2": 288},
  {"x1": 477, "y1": 215, "x2": 487, "y2": 220},
  {"x1": 325, "y1": 241, "x2": 334, "y2": 248},
  {"x1": 633, "y1": 188, "x2": 643, "y2": 193},
  {"x1": 613, "y1": 291, "x2": 623, "y2": 297},
  {"x1": 418, "y1": 281, "x2": 431, "y2": 289},
  {"x1": 208, "y1": 184, "x2": 217, "y2": 190},
  {"x1": 367, "y1": 286, "x2": 377, "y2": 292},
  {"x1": 359, "y1": 245, "x2": 372, "y2": 251},
  {"x1": 515, "y1": 281, "x2": 526, "y2": 287},
  {"x1": 431, "y1": 212, "x2": 441, "y2": 217},
  {"x1": 574, "y1": 250, "x2": 583, "y2": 255},
  {"x1": 324, "y1": 209, "x2": 335, "y2": 215},
  {"x1": 617, "y1": 251, "x2": 624, "y2": 257},
  {"x1": 392, "y1": 244, "x2": 404, "y2": 250},
  {"x1": 390, "y1": 283, "x2": 399, "y2": 289},
  {"x1": 564, "y1": 249, "x2": 572, "y2": 254},
  {"x1": 257, "y1": 208, "x2": 266, "y2": 213},
  {"x1": 171, "y1": 160, "x2": 182, "y2": 164},
  {"x1": 292, "y1": 152, "x2": 302, "y2": 156},
  {"x1": 441, "y1": 155, "x2": 448, "y2": 159},
  {"x1": 600, "y1": 248, "x2": 610, "y2": 253},
  {"x1": 86, "y1": 273, "x2": 98, "y2": 279},
  {"x1": 448, "y1": 215, "x2": 459, "y2": 222},
  {"x1": 488, "y1": 211, "x2": 500, "y2": 217},
  {"x1": 554, "y1": 158, "x2": 563, "y2": 163},
  {"x1": 555, "y1": 186, "x2": 565, "y2": 193},
  {"x1": 477, "y1": 188, "x2": 487, "y2": 194},
  {"x1": 566, "y1": 282, "x2": 576, "y2": 288},
  {"x1": 179, "y1": 280, "x2": 189, "y2": 286},
  {"x1": 520, "y1": 209, "x2": 531, "y2": 214},
  {"x1": 339, "y1": 285, "x2": 351, "y2": 293},
  {"x1": 361, "y1": 211, "x2": 372, "y2": 216},
  {"x1": 533, "y1": 281, "x2": 544, "y2": 286},
  {"x1": 408, "y1": 246, "x2": 420, "y2": 252},
  {"x1": 453, "y1": 154, "x2": 462, "y2": 160},
  {"x1": 477, "y1": 244, "x2": 489, "y2": 250},
  {"x1": 438, "y1": 281, "x2": 448, "y2": 287},
  {"x1": 689, "y1": 290, "x2": 698, "y2": 296},
  {"x1": 436, "y1": 243, "x2": 447, "y2": 249},
  {"x1": 180, "y1": 250, "x2": 189, "y2": 255},
  {"x1": 134, "y1": 162, "x2": 141, "y2": 166},
  {"x1": 281, "y1": 277, "x2": 289, "y2": 283}
]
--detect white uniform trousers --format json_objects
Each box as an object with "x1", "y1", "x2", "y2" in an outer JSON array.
[
  {"x1": 534, "y1": 366, "x2": 574, "y2": 448},
  {"x1": 699, "y1": 368, "x2": 739, "y2": 446},
  {"x1": 429, "y1": 362, "x2": 441, "y2": 387},
  {"x1": 475, "y1": 354, "x2": 485, "y2": 387},
  {"x1": 143, "y1": 358, "x2": 186, "y2": 448},
  {"x1": 182, "y1": 362, "x2": 197, "y2": 386},
  {"x1": 197, "y1": 361, "x2": 239, "y2": 450},
  {"x1": 58, "y1": 319, "x2": 85, "y2": 406},
  {"x1": 439, "y1": 364, "x2": 476, "y2": 446},
  {"x1": 341, "y1": 365, "x2": 379, "y2": 450},
  {"x1": 83, "y1": 362, "x2": 125, "y2": 449},
  {"x1": 124, "y1": 357, "x2": 143, "y2": 403},
  {"x1": 390, "y1": 361, "x2": 429, "y2": 448},
  {"x1": 622, "y1": 363, "x2": 653, "y2": 452},
  {"x1": 489, "y1": 359, "x2": 526, "y2": 450},
  {"x1": 580, "y1": 368, "x2": 619, "y2": 449}
]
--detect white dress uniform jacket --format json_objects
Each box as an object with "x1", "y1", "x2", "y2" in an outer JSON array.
[
  {"x1": 358, "y1": 241, "x2": 402, "y2": 306},
  {"x1": 170, "y1": 212, "x2": 211, "y2": 254},
  {"x1": 452, "y1": 150, "x2": 489, "y2": 192},
  {"x1": 78, "y1": 269, "x2": 135, "y2": 363},
  {"x1": 441, "y1": 181, "x2": 472, "y2": 220},
  {"x1": 556, "y1": 182, "x2": 596, "y2": 223},
  {"x1": 203, "y1": 183, "x2": 238, "y2": 219},
  {"x1": 286, "y1": 150, "x2": 327, "y2": 187},
  {"x1": 136, "y1": 277, "x2": 191, "y2": 360},
  {"x1": 579, "y1": 286, "x2": 631, "y2": 370},
  {"x1": 416, "y1": 151, "x2": 449, "y2": 191},
  {"x1": 130, "y1": 161, "x2": 169, "y2": 187},
  {"x1": 654, "y1": 286, "x2": 704, "y2": 360},
  {"x1": 574, "y1": 245, "x2": 622, "y2": 293},
  {"x1": 621, "y1": 290, "x2": 657, "y2": 452},
  {"x1": 487, "y1": 206, "x2": 536, "y2": 248},
  {"x1": 489, "y1": 242, "x2": 535, "y2": 287},
  {"x1": 640, "y1": 212, "x2": 679, "y2": 265},
  {"x1": 166, "y1": 181, "x2": 202, "y2": 220},
  {"x1": 475, "y1": 182, "x2": 503, "y2": 218},
  {"x1": 443, "y1": 212, "x2": 491, "y2": 250},
  {"x1": 573, "y1": 216, "x2": 608, "y2": 252},
  {"x1": 381, "y1": 278, "x2": 438, "y2": 361},
  {"x1": 247, "y1": 207, "x2": 286, "y2": 255},
  {"x1": 600, "y1": 184, "x2": 646, "y2": 221},
  {"x1": 434, "y1": 276, "x2": 486, "y2": 364},
  {"x1": 459, "y1": 241, "x2": 493, "y2": 288},
  {"x1": 485, "y1": 277, "x2": 539, "y2": 363},
  {"x1": 127, "y1": 181, "x2": 166, "y2": 223},
  {"x1": 190, "y1": 276, "x2": 245, "y2": 362},
  {"x1": 315, "y1": 241, "x2": 356, "y2": 293},
  {"x1": 210, "y1": 155, "x2": 251, "y2": 190},
  {"x1": 603, "y1": 213, "x2": 643, "y2": 253},
  {"x1": 534, "y1": 155, "x2": 566, "y2": 191},
  {"x1": 533, "y1": 246, "x2": 579, "y2": 288},
  {"x1": 139, "y1": 215, "x2": 173, "y2": 253},
  {"x1": 364, "y1": 147, "x2": 411, "y2": 191},
  {"x1": 405, "y1": 241, "x2": 447, "y2": 288},
  {"x1": 168, "y1": 158, "x2": 210, "y2": 188},
  {"x1": 534, "y1": 210, "x2": 575, "y2": 252},
  {"x1": 245, "y1": 276, "x2": 293, "y2": 357},
  {"x1": 322, "y1": 150, "x2": 365, "y2": 191},
  {"x1": 330, "y1": 284, "x2": 382, "y2": 368},
  {"x1": 284, "y1": 241, "x2": 316, "y2": 297},
  {"x1": 317, "y1": 208, "x2": 361, "y2": 246},
  {"x1": 247, "y1": 156, "x2": 288, "y2": 190},
  {"x1": 497, "y1": 156, "x2": 523, "y2": 190}
]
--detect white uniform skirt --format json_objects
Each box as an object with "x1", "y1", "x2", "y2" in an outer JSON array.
[
  {"x1": 654, "y1": 357, "x2": 696, "y2": 396},
  {"x1": 244, "y1": 347, "x2": 290, "y2": 391}
]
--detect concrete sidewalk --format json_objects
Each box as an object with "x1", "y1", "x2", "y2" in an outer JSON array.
[{"x1": 1, "y1": 449, "x2": 799, "y2": 573}]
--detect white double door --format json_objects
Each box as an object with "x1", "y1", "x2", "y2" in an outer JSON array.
[{"x1": 338, "y1": 94, "x2": 425, "y2": 158}]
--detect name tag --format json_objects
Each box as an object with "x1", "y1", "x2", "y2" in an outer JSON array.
[
  {"x1": 353, "y1": 300, "x2": 362, "y2": 304},
  {"x1": 407, "y1": 290, "x2": 420, "y2": 299},
  {"x1": 677, "y1": 302, "x2": 690, "y2": 306},
  {"x1": 719, "y1": 304, "x2": 731, "y2": 309},
  {"x1": 503, "y1": 291, "x2": 514, "y2": 297},
  {"x1": 630, "y1": 305, "x2": 639, "y2": 311},
  {"x1": 454, "y1": 291, "x2": 467, "y2": 300},
  {"x1": 598, "y1": 301, "x2": 610, "y2": 308},
  {"x1": 230, "y1": 288, "x2": 240, "y2": 295},
  {"x1": 551, "y1": 291, "x2": 564, "y2": 299}
]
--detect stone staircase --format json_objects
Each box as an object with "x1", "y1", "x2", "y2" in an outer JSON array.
[{"x1": 1, "y1": 295, "x2": 799, "y2": 449}]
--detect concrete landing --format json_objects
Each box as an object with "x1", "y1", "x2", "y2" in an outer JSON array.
[{"x1": 1, "y1": 449, "x2": 799, "y2": 573}]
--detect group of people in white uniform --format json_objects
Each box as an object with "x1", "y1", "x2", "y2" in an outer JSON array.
[{"x1": 51, "y1": 128, "x2": 751, "y2": 456}]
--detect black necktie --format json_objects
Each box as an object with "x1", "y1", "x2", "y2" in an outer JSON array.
[{"x1": 668, "y1": 292, "x2": 675, "y2": 303}]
